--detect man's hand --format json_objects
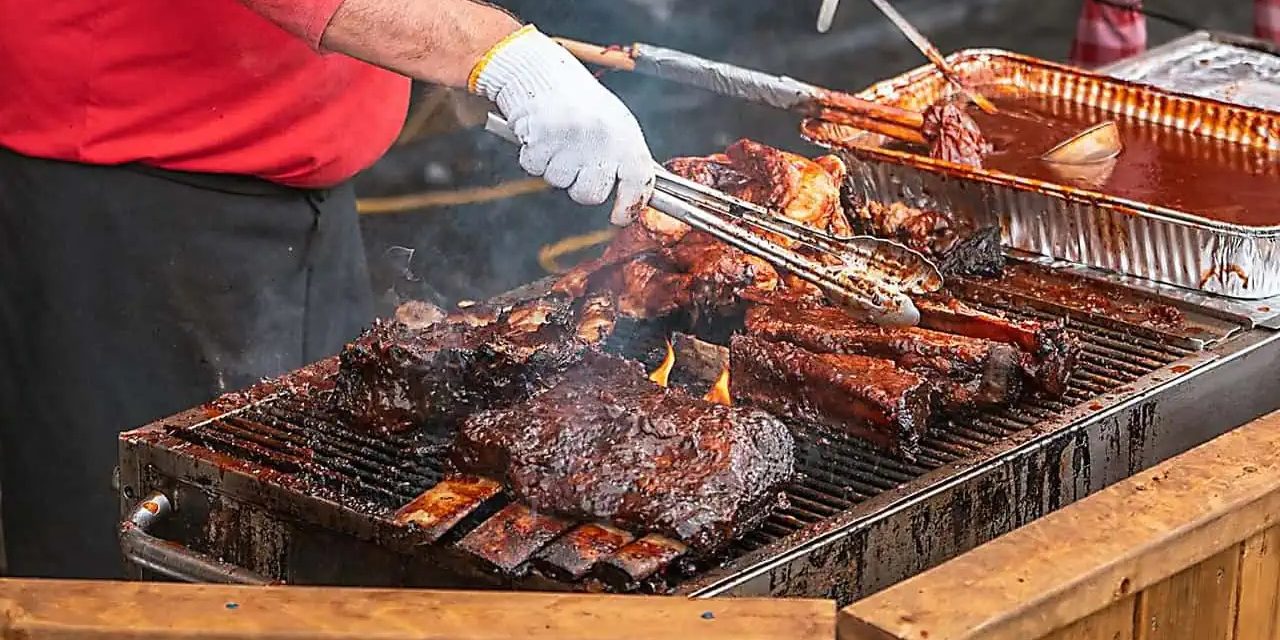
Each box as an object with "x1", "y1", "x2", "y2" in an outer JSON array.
[
  {"x1": 471, "y1": 27, "x2": 655, "y2": 225},
  {"x1": 256, "y1": 0, "x2": 654, "y2": 222}
]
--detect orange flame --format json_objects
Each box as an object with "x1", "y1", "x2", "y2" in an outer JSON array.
[
  {"x1": 704, "y1": 367, "x2": 732, "y2": 406},
  {"x1": 648, "y1": 339, "x2": 675, "y2": 388}
]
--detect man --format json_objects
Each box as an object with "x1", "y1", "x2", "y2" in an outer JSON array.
[
  {"x1": 0, "y1": 0, "x2": 654, "y2": 577},
  {"x1": 1070, "y1": 0, "x2": 1280, "y2": 67}
]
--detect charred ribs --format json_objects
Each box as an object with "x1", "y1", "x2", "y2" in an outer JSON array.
[
  {"x1": 744, "y1": 303, "x2": 1023, "y2": 411},
  {"x1": 730, "y1": 334, "x2": 934, "y2": 453},
  {"x1": 449, "y1": 351, "x2": 795, "y2": 553},
  {"x1": 845, "y1": 200, "x2": 1005, "y2": 278},
  {"x1": 916, "y1": 295, "x2": 1078, "y2": 398},
  {"x1": 331, "y1": 296, "x2": 586, "y2": 435}
]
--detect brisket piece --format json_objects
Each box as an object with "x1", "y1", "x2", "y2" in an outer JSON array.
[
  {"x1": 744, "y1": 304, "x2": 1023, "y2": 411},
  {"x1": 332, "y1": 295, "x2": 583, "y2": 435},
  {"x1": 917, "y1": 295, "x2": 1079, "y2": 397},
  {"x1": 449, "y1": 351, "x2": 795, "y2": 553},
  {"x1": 730, "y1": 335, "x2": 933, "y2": 454}
]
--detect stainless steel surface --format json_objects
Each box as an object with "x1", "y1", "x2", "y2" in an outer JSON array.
[
  {"x1": 120, "y1": 492, "x2": 273, "y2": 585},
  {"x1": 804, "y1": 48, "x2": 1280, "y2": 299},
  {"x1": 817, "y1": 0, "x2": 840, "y2": 33},
  {"x1": 1101, "y1": 31, "x2": 1280, "y2": 112}
]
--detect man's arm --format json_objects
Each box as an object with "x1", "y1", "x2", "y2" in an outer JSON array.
[
  {"x1": 320, "y1": 0, "x2": 520, "y2": 88},
  {"x1": 241, "y1": 0, "x2": 655, "y2": 223}
]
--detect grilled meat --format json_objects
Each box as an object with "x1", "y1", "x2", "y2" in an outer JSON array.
[
  {"x1": 574, "y1": 292, "x2": 617, "y2": 344},
  {"x1": 917, "y1": 295, "x2": 1079, "y2": 397},
  {"x1": 449, "y1": 351, "x2": 795, "y2": 553},
  {"x1": 554, "y1": 140, "x2": 858, "y2": 321},
  {"x1": 730, "y1": 335, "x2": 933, "y2": 454},
  {"x1": 722, "y1": 140, "x2": 851, "y2": 235},
  {"x1": 660, "y1": 232, "x2": 780, "y2": 316},
  {"x1": 846, "y1": 199, "x2": 1005, "y2": 277},
  {"x1": 393, "y1": 300, "x2": 447, "y2": 330},
  {"x1": 332, "y1": 296, "x2": 584, "y2": 435},
  {"x1": 664, "y1": 154, "x2": 751, "y2": 194},
  {"x1": 922, "y1": 101, "x2": 992, "y2": 168},
  {"x1": 745, "y1": 304, "x2": 1023, "y2": 411}
]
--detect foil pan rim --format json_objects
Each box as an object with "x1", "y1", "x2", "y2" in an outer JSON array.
[{"x1": 808, "y1": 48, "x2": 1280, "y2": 236}]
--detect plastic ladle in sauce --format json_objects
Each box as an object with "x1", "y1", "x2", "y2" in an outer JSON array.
[{"x1": 1040, "y1": 121, "x2": 1123, "y2": 165}]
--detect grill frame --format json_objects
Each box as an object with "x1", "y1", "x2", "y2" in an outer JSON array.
[{"x1": 118, "y1": 267, "x2": 1280, "y2": 604}]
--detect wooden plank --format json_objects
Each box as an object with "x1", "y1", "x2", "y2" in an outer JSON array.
[
  {"x1": 839, "y1": 409, "x2": 1280, "y2": 640},
  {"x1": 0, "y1": 579, "x2": 834, "y2": 640},
  {"x1": 1042, "y1": 596, "x2": 1135, "y2": 640},
  {"x1": 1234, "y1": 525, "x2": 1280, "y2": 640},
  {"x1": 1134, "y1": 545, "x2": 1240, "y2": 640}
]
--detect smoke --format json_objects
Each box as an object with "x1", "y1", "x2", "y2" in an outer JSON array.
[{"x1": 356, "y1": 0, "x2": 1181, "y2": 316}]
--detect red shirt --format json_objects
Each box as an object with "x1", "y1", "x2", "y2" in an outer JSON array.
[{"x1": 0, "y1": 0, "x2": 410, "y2": 188}]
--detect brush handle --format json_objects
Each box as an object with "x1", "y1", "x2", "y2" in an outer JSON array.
[
  {"x1": 556, "y1": 37, "x2": 923, "y2": 130},
  {"x1": 554, "y1": 37, "x2": 637, "y2": 72}
]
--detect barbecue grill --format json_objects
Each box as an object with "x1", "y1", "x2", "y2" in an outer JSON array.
[
  {"x1": 118, "y1": 34, "x2": 1280, "y2": 606},
  {"x1": 118, "y1": 259, "x2": 1280, "y2": 605}
]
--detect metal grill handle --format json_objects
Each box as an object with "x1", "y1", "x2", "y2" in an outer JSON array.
[{"x1": 120, "y1": 492, "x2": 275, "y2": 585}]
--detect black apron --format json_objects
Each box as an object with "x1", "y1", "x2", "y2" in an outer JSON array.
[{"x1": 0, "y1": 148, "x2": 374, "y2": 578}]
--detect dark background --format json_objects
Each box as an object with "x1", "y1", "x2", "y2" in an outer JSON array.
[{"x1": 355, "y1": 0, "x2": 1259, "y2": 314}]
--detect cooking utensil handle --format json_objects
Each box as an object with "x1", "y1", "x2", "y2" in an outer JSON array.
[
  {"x1": 553, "y1": 37, "x2": 637, "y2": 72},
  {"x1": 552, "y1": 36, "x2": 922, "y2": 129},
  {"x1": 864, "y1": 0, "x2": 998, "y2": 114},
  {"x1": 120, "y1": 492, "x2": 276, "y2": 585},
  {"x1": 485, "y1": 113, "x2": 519, "y2": 145},
  {"x1": 623, "y1": 42, "x2": 821, "y2": 112}
]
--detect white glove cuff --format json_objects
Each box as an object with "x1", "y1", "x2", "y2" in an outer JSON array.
[{"x1": 471, "y1": 27, "x2": 589, "y2": 115}]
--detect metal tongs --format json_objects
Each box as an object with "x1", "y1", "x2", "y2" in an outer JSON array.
[{"x1": 485, "y1": 114, "x2": 942, "y2": 327}]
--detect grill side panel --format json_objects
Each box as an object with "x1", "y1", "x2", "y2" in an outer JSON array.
[{"x1": 682, "y1": 329, "x2": 1280, "y2": 604}]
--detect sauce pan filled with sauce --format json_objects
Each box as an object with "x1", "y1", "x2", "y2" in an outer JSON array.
[{"x1": 801, "y1": 49, "x2": 1280, "y2": 298}]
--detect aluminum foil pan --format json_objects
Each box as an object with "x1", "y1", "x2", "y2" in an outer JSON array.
[
  {"x1": 1102, "y1": 31, "x2": 1280, "y2": 112},
  {"x1": 803, "y1": 49, "x2": 1280, "y2": 299}
]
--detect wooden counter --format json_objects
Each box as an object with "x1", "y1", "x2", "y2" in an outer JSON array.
[
  {"x1": 0, "y1": 581, "x2": 833, "y2": 640},
  {"x1": 840, "y1": 409, "x2": 1280, "y2": 640}
]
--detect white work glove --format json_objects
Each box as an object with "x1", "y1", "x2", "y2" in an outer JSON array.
[{"x1": 471, "y1": 26, "x2": 655, "y2": 225}]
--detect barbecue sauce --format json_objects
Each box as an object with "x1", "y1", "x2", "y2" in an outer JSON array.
[{"x1": 964, "y1": 93, "x2": 1280, "y2": 227}]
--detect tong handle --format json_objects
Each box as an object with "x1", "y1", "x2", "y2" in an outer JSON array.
[{"x1": 485, "y1": 113, "x2": 520, "y2": 145}]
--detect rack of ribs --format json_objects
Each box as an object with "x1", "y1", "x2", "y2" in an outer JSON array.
[
  {"x1": 744, "y1": 303, "x2": 1023, "y2": 412},
  {"x1": 730, "y1": 334, "x2": 934, "y2": 454},
  {"x1": 448, "y1": 351, "x2": 795, "y2": 553},
  {"x1": 916, "y1": 294, "x2": 1079, "y2": 398}
]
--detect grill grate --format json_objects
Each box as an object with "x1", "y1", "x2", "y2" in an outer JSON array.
[{"x1": 166, "y1": 294, "x2": 1193, "y2": 582}]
